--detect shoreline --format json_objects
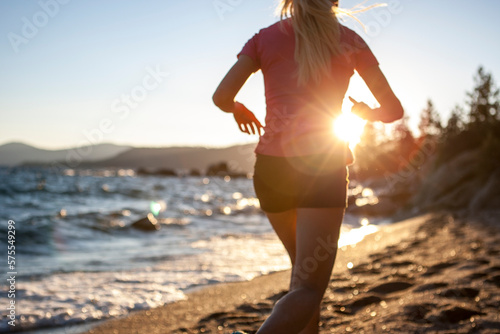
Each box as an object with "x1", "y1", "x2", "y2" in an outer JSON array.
[
  {"x1": 16, "y1": 211, "x2": 500, "y2": 333},
  {"x1": 83, "y1": 214, "x2": 428, "y2": 334}
]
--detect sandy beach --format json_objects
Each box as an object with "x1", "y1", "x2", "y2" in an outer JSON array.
[{"x1": 83, "y1": 212, "x2": 500, "y2": 334}]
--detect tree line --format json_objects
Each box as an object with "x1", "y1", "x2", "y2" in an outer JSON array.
[{"x1": 352, "y1": 66, "x2": 500, "y2": 181}]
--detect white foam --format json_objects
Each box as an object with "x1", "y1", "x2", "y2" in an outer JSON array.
[{"x1": 0, "y1": 232, "x2": 290, "y2": 332}]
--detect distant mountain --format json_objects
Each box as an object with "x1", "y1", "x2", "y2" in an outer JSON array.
[
  {"x1": 0, "y1": 142, "x2": 132, "y2": 166},
  {"x1": 87, "y1": 143, "x2": 258, "y2": 174},
  {"x1": 0, "y1": 141, "x2": 258, "y2": 174}
]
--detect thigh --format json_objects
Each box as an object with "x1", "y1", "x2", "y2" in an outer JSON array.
[
  {"x1": 291, "y1": 208, "x2": 345, "y2": 293},
  {"x1": 266, "y1": 209, "x2": 297, "y2": 265}
]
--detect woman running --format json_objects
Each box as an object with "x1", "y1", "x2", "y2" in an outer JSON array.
[{"x1": 213, "y1": 0, "x2": 403, "y2": 333}]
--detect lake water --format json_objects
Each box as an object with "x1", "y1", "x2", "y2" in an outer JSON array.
[{"x1": 0, "y1": 166, "x2": 387, "y2": 333}]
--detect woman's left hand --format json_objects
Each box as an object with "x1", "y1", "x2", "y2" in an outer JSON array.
[
  {"x1": 232, "y1": 102, "x2": 263, "y2": 136},
  {"x1": 349, "y1": 97, "x2": 374, "y2": 121}
]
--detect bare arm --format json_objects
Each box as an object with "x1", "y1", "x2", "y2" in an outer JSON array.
[
  {"x1": 351, "y1": 65, "x2": 404, "y2": 123},
  {"x1": 213, "y1": 55, "x2": 263, "y2": 135}
]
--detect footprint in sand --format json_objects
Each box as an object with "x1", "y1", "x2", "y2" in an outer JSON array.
[
  {"x1": 422, "y1": 261, "x2": 459, "y2": 276},
  {"x1": 332, "y1": 274, "x2": 352, "y2": 281},
  {"x1": 430, "y1": 306, "x2": 485, "y2": 324},
  {"x1": 457, "y1": 258, "x2": 491, "y2": 271},
  {"x1": 408, "y1": 239, "x2": 423, "y2": 248},
  {"x1": 368, "y1": 281, "x2": 413, "y2": 294},
  {"x1": 237, "y1": 302, "x2": 273, "y2": 314},
  {"x1": 403, "y1": 303, "x2": 436, "y2": 322},
  {"x1": 466, "y1": 272, "x2": 489, "y2": 280},
  {"x1": 349, "y1": 262, "x2": 382, "y2": 275},
  {"x1": 332, "y1": 285, "x2": 354, "y2": 293},
  {"x1": 199, "y1": 311, "x2": 228, "y2": 323},
  {"x1": 438, "y1": 287, "x2": 480, "y2": 300},
  {"x1": 380, "y1": 272, "x2": 413, "y2": 281},
  {"x1": 413, "y1": 282, "x2": 449, "y2": 292},
  {"x1": 336, "y1": 295, "x2": 382, "y2": 314},
  {"x1": 474, "y1": 258, "x2": 491, "y2": 265},
  {"x1": 385, "y1": 260, "x2": 415, "y2": 268},
  {"x1": 198, "y1": 310, "x2": 263, "y2": 329},
  {"x1": 348, "y1": 295, "x2": 382, "y2": 310},
  {"x1": 486, "y1": 274, "x2": 500, "y2": 287},
  {"x1": 485, "y1": 266, "x2": 500, "y2": 274},
  {"x1": 467, "y1": 266, "x2": 500, "y2": 281},
  {"x1": 368, "y1": 252, "x2": 391, "y2": 262},
  {"x1": 331, "y1": 281, "x2": 368, "y2": 294},
  {"x1": 487, "y1": 249, "x2": 500, "y2": 256},
  {"x1": 266, "y1": 290, "x2": 287, "y2": 302}
]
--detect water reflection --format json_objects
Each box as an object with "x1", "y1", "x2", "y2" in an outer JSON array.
[
  {"x1": 338, "y1": 217, "x2": 380, "y2": 248},
  {"x1": 354, "y1": 187, "x2": 380, "y2": 207}
]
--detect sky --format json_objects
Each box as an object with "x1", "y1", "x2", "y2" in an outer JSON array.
[{"x1": 1, "y1": 0, "x2": 499, "y2": 150}]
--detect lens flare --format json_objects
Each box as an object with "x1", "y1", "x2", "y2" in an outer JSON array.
[
  {"x1": 333, "y1": 113, "x2": 366, "y2": 146},
  {"x1": 149, "y1": 201, "x2": 166, "y2": 216}
]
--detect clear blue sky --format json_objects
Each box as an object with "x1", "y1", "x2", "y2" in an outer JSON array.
[{"x1": 1, "y1": 0, "x2": 499, "y2": 149}]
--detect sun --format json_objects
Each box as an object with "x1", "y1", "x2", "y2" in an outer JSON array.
[{"x1": 333, "y1": 112, "x2": 366, "y2": 147}]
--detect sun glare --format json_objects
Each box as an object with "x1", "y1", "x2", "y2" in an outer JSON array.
[{"x1": 333, "y1": 112, "x2": 366, "y2": 146}]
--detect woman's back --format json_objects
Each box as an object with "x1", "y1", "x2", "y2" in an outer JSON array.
[{"x1": 239, "y1": 19, "x2": 378, "y2": 156}]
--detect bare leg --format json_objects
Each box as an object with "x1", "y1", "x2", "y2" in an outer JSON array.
[
  {"x1": 257, "y1": 208, "x2": 344, "y2": 334},
  {"x1": 300, "y1": 306, "x2": 320, "y2": 334},
  {"x1": 266, "y1": 210, "x2": 322, "y2": 334},
  {"x1": 266, "y1": 210, "x2": 297, "y2": 265}
]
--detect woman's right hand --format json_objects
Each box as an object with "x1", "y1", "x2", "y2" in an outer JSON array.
[{"x1": 232, "y1": 102, "x2": 263, "y2": 136}]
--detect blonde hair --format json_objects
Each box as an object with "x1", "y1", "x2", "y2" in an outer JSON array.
[
  {"x1": 280, "y1": 0, "x2": 340, "y2": 85},
  {"x1": 279, "y1": 0, "x2": 384, "y2": 85}
]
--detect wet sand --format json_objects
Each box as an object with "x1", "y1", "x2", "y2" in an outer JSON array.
[{"x1": 85, "y1": 212, "x2": 500, "y2": 333}]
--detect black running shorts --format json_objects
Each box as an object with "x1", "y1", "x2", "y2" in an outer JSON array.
[{"x1": 253, "y1": 153, "x2": 349, "y2": 213}]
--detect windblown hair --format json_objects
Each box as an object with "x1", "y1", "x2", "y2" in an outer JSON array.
[
  {"x1": 279, "y1": 0, "x2": 384, "y2": 85},
  {"x1": 280, "y1": 0, "x2": 341, "y2": 85}
]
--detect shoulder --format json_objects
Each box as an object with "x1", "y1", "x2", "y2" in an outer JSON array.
[
  {"x1": 244, "y1": 19, "x2": 292, "y2": 52},
  {"x1": 339, "y1": 24, "x2": 364, "y2": 42},
  {"x1": 255, "y1": 18, "x2": 292, "y2": 37},
  {"x1": 339, "y1": 24, "x2": 371, "y2": 51},
  {"x1": 339, "y1": 24, "x2": 357, "y2": 35}
]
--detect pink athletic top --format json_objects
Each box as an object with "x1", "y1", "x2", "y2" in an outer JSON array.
[{"x1": 238, "y1": 19, "x2": 379, "y2": 157}]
